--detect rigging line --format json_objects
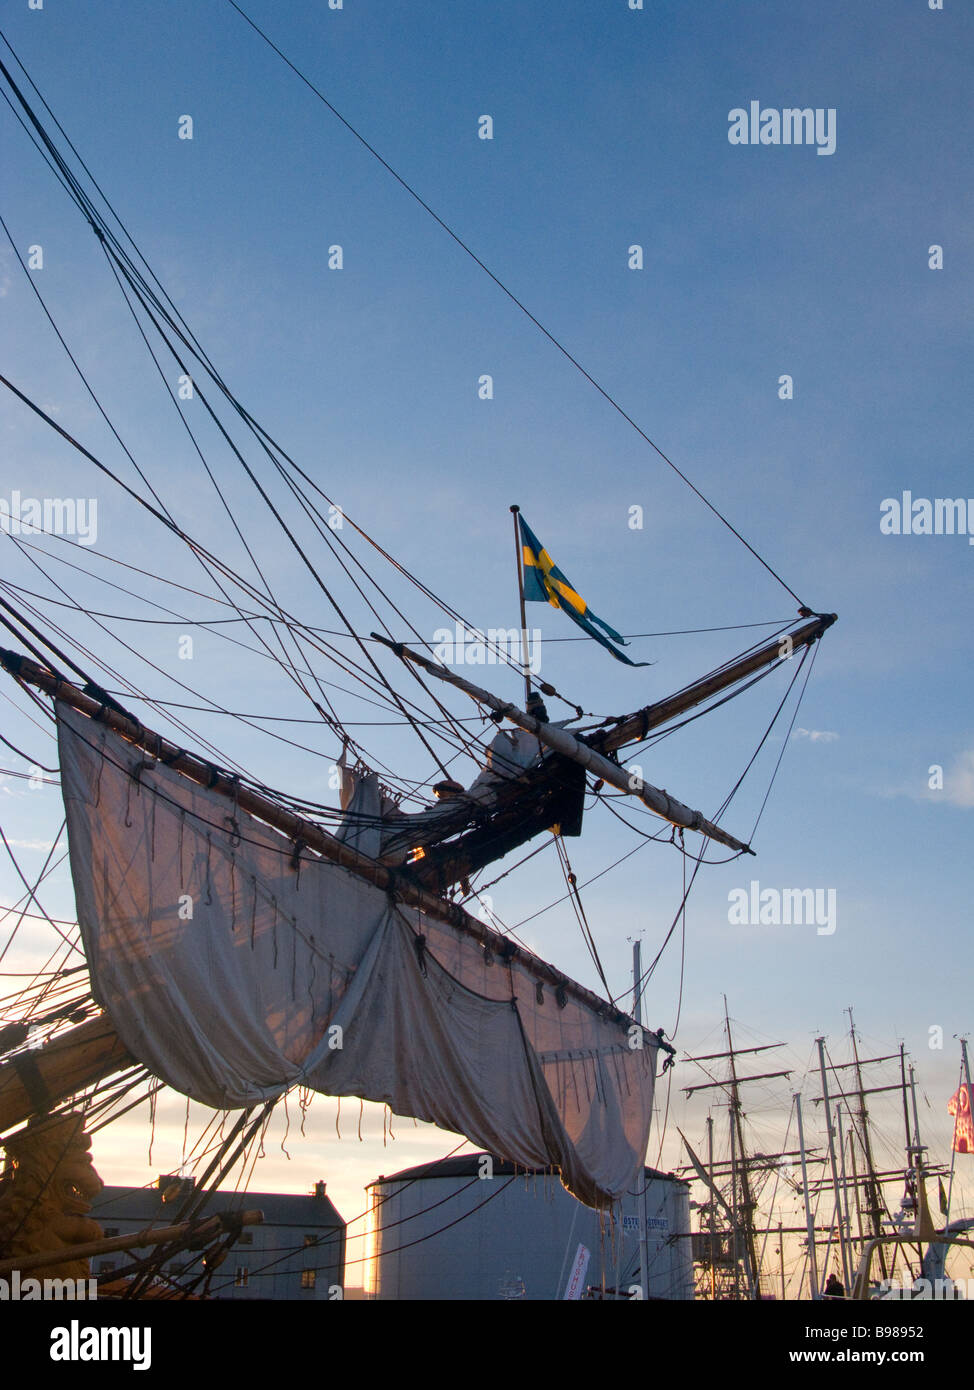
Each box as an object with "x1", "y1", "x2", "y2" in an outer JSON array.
[
  {"x1": 0, "y1": 34, "x2": 238, "y2": 398},
  {"x1": 71, "y1": 698, "x2": 481, "y2": 731},
  {"x1": 98, "y1": 254, "x2": 348, "y2": 734},
  {"x1": 14, "y1": 718, "x2": 422, "y2": 964},
  {"x1": 510, "y1": 834, "x2": 653, "y2": 932},
  {"x1": 0, "y1": 729, "x2": 58, "y2": 773},
  {"x1": 457, "y1": 836, "x2": 557, "y2": 905},
  {"x1": 748, "y1": 639, "x2": 820, "y2": 840},
  {"x1": 0, "y1": 817, "x2": 67, "y2": 969},
  {"x1": 125, "y1": 332, "x2": 485, "y2": 769},
  {"x1": 20, "y1": 209, "x2": 364, "y2": 746},
  {"x1": 598, "y1": 795, "x2": 683, "y2": 844},
  {"x1": 0, "y1": 580, "x2": 268, "y2": 781},
  {"x1": 0, "y1": 572, "x2": 377, "y2": 768},
  {"x1": 12, "y1": 531, "x2": 275, "y2": 619},
  {"x1": 0, "y1": 684, "x2": 57, "y2": 741},
  {"x1": 513, "y1": 621, "x2": 794, "y2": 642},
  {"x1": 0, "y1": 602, "x2": 69, "y2": 684},
  {"x1": 234, "y1": 1176, "x2": 521, "y2": 1285},
  {"x1": 98, "y1": 256, "x2": 460, "y2": 780},
  {"x1": 8, "y1": 543, "x2": 472, "y2": 743},
  {"x1": 0, "y1": 850, "x2": 75, "y2": 961},
  {"x1": 0, "y1": 388, "x2": 456, "y2": 789},
  {"x1": 0, "y1": 584, "x2": 264, "y2": 628},
  {"x1": 623, "y1": 662, "x2": 787, "y2": 756},
  {"x1": 3, "y1": 47, "x2": 555, "y2": 733},
  {"x1": 672, "y1": 829, "x2": 688, "y2": 1039},
  {"x1": 224, "y1": 0, "x2": 807, "y2": 610},
  {"x1": 0, "y1": 211, "x2": 184, "y2": 525},
  {"x1": 709, "y1": 645, "x2": 811, "y2": 828},
  {"x1": 554, "y1": 834, "x2": 612, "y2": 999},
  {"x1": 630, "y1": 836, "x2": 708, "y2": 999},
  {"x1": 2, "y1": 56, "x2": 570, "y2": 706},
  {"x1": 208, "y1": 1158, "x2": 476, "y2": 1273},
  {"x1": 591, "y1": 623, "x2": 798, "y2": 756}
]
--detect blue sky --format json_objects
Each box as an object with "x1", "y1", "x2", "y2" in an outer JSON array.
[{"x1": 1, "y1": 0, "x2": 972, "y2": 1288}]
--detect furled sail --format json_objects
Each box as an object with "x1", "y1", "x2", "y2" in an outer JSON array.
[{"x1": 57, "y1": 702, "x2": 659, "y2": 1208}]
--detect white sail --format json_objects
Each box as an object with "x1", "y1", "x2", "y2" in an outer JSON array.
[{"x1": 57, "y1": 703, "x2": 658, "y2": 1208}]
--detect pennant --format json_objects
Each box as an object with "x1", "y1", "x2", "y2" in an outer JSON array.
[
  {"x1": 948, "y1": 1083, "x2": 974, "y2": 1154},
  {"x1": 517, "y1": 514, "x2": 648, "y2": 667}
]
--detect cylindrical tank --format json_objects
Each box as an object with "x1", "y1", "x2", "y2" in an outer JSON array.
[{"x1": 364, "y1": 1153, "x2": 692, "y2": 1300}]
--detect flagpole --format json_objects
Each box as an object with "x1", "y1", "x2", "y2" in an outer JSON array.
[
  {"x1": 510, "y1": 504, "x2": 532, "y2": 705},
  {"x1": 943, "y1": 1054, "x2": 963, "y2": 1229}
]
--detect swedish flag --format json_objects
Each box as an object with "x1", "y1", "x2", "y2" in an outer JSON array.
[{"x1": 517, "y1": 514, "x2": 648, "y2": 667}]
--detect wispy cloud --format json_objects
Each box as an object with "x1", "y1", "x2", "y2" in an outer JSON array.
[
  {"x1": 5, "y1": 837, "x2": 65, "y2": 852},
  {"x1": 792, "y1": 728, "x2": 839, "y2": 743},
  {"x1": 937, "y1": 750, "x2": 974, "y2": 808}
]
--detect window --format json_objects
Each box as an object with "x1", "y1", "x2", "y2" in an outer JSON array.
[
  {"x1": 238, "y1": 1231, "x2": 253, "y2": 1245},
  {"x1": 303, "y1": 1234, "x2": 318, "y2": 1246},
  {"x1": 99, "y1": 1261, "x2": 115, "y2": 1274},
  {"x1": 103, "y1": 1227, "x2": 119, "y2": 1238},
  {"x1": 300, "y1": 1270, "x2": 316, "y2": 1290},
  {"x1": 234, "y1": 1267, "x2": 249, "y2": 1288}
]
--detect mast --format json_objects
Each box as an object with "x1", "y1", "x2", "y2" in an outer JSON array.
[
  {"x1": 908, "y1": 1063, "x2": 926, "y2": 1166},
  {"x1": 844, "y1": 1007, "x2": 888, "y2": 1277},
  {"x1": 725, "y1": 1001, "x2": 761, "y2": 1299},
  {"x1": 836, "y1": 1103, "x2": 853, "y2": 1269},
  {"x1": 849, "y1": 1125, "x2": 864, "y2": 1251},
  {"x1": 777, "y1": 1220, "x2": 786, "y2": 1303},
  {"x1": 899, "y1": 1044, "x2": 913, "y2": 1162},
  {"x1": 795, "y1": 1092, "x2": 820, "y2": 1299},
  {"x1": 729, "y1": 1089, "x2": 739, "y2": 1299},
  {"x1": 707, "y1": 1113, "x2": 716, "y2": 1301},
  {"x1": 683, "y1": 1009, "x2": 794, "y2": 1300},
  {"x1": 817, "y1": 1036, "x2": 853, "y2": 1292},
  {"x1": 632, "y1": 940, "x2": 650, "y2": 1303}
]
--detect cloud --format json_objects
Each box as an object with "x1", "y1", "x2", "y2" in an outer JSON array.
[
  {"x1": 895, "y1": 750, "x2": 974, "y2": 808},
  {"x1": 4, "y1": 838, "x2": 65, "y2": 852},
  {"x1": 792, "y1": 728, "x2": 839, "y2": 743},
  {"x1": 938, "y1": 750, "x2": 974, "y2": 808}
]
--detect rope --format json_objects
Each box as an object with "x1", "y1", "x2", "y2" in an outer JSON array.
[{"x1": 224, "y1": 0, "x2": 808, "y2": 610}]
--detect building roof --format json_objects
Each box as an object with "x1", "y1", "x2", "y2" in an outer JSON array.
[
  {"x1": 367, "y1": 1153, "x2": 687, "y2": 1187},
  {"x1": 94, "y1": 1183, "x2": 345, "y2": 1227}
]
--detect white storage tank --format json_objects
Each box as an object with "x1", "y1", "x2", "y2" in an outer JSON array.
[{"x1": 364, "y1": 1153, "x2": 692, "y2": 1300}]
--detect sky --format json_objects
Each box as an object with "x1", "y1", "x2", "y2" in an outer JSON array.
[{"x1": 1, "y1": 0, "x2": 972, "y2": 1298}]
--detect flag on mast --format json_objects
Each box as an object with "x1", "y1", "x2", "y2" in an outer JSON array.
[
  {"x1": 517, "y1": 514, "x2": 648, "y2": 667},
  {"x1": 948, "y1": 1083, "x2": 974, "y2": 1154}
]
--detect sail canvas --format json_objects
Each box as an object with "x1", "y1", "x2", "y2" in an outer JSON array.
[{"x1": 57, "y1": 702, "x2": 658, "y2": 1209}]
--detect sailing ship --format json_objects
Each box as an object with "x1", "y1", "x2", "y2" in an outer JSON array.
[
  {"x1": 679, "y1": 1009, "x2": 974, "y2": 1300},
  {"x1": 0, "y1": 23, "x2": 839, "y2": 1294}
]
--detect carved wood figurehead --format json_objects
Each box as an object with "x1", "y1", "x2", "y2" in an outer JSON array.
[{"x1": 0, "y1": 1112, "x2": 104, "y2": 1280}]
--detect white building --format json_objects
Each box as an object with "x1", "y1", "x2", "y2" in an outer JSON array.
[{"x1": 364, "y1": 1153, "x2": 692, "y2": 1300}]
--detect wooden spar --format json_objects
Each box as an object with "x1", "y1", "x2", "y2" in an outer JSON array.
[
  {"x1": 0, "y1": 647, "x2": 634, "y2": 1028},
  {"x1": 375, "y1": 614, "x2": 833, "y2": 861},
  {"x1": 371, "y1": 634, "x2": 754, "y2": 855},
  {"x1": 594, "y1": 612, "x2": 837, "y2": 754},
  {"x1": 0, "y1": 1015, "x2": 133, "y2": 1134},
  {"x1": 0, "y1": 1210, "x2": 264, "y2": 1277}
]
